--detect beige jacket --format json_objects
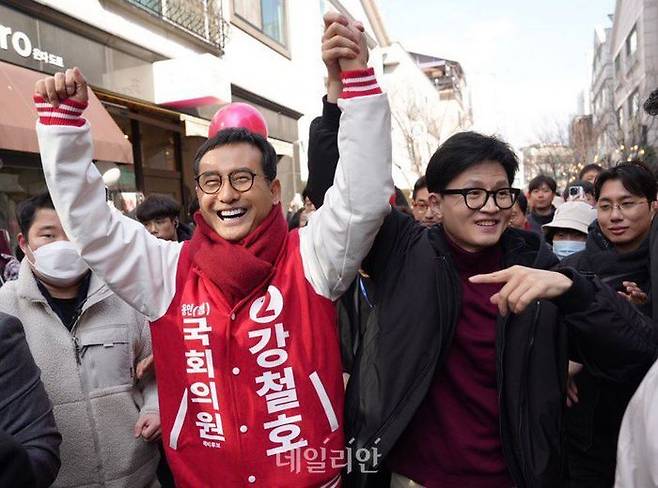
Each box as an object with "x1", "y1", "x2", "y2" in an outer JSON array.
[{"x1": 0, "y1": 260, "x2": 159, "y2": 488}]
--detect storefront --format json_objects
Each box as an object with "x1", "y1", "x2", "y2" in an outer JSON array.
[
  {"x1": 0, "y1": 0, "x2": 305, "y2": 252},
  {"x1": 0, "y1": 1, "x2": 217, "y2": 248}
]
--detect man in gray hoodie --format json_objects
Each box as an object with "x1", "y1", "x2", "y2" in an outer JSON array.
[{"x1": 0, "y1": 192, "x2": 161, "y2": 487}]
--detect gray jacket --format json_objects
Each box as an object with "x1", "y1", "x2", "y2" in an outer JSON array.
[
  {"x1": 0, "y1": 311, "x2": 61, "y2": 487},
  {"x1": 0, "y1": 260, "x2": 159, "y2": 488}
]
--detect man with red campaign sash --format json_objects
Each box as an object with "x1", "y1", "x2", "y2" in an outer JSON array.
[{"x1": 33, "y1": 13, "x2": 392, "y2": 488}]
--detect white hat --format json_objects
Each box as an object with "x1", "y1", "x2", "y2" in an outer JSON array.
[{"x1": 542, "y1": 201, "x2": 597, "y2": 235}]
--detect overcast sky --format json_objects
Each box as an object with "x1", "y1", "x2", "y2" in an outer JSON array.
[{"x1": 378, "y1": 0, "x2": 616, "y2": 149}]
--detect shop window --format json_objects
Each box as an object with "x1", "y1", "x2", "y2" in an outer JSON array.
[
  {"x1": 233, "y1": 0, "x2": 288, "y2": 55},
  {"x1": 140, "y1": 122, "x2": 177, "y2": 171},
  {"x1": 0, "y1": 158, "x2": 48, "y2": 250}
]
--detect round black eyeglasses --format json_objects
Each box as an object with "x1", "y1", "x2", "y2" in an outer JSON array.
[
  {"x1": 440, "y1": 187, "x2": 521, "y2": 210},
  {"x1": 195, "y1": 170, "x2": 261, "y2": 194}
]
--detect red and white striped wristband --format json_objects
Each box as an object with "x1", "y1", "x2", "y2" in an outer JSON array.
[
  {"x1": 340, "y1": 67, "x2": 381, "y2": 99},
  {"x1": 33, "y1": 95, "x2": 87, "y2": 127}
]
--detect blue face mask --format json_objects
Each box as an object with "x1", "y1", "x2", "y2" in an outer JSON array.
[{"x1": 552, "y1": 240, "x2": 586, "y2": 260}]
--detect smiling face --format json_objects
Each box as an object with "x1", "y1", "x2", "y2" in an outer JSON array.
[
  {"x1": 412, "y1": 187, "x2": 439, "y2": 226},
  {"x1": 597, "y1": 179, "x2": 654, "y2": 253},
  {"x1": 430, "y1": 161, "x2": 512, "y2": 252},
  {"x1": 508, "y1": 200, "x2": 527, "y2": 229},
  {"x1": 195, "y1": 142, "x2": 280, "y2": 242}
]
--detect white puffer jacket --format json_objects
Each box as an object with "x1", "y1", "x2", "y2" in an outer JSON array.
[{"x1": 0, "y1": 260, "x2": 159, "y2": 488}]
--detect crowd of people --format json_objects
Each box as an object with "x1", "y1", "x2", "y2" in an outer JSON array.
[{"x1": 1, "y1": 11, "x2": 658, "y2": 488}]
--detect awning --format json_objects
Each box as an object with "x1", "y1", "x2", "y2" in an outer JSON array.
[{"x1": 0, "y1": 61, "x2": 133, "y2": 164}]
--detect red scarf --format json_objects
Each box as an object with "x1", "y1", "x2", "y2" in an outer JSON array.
[{"x1": 189, "y1": 204, "x2": 287, "y2": 306}]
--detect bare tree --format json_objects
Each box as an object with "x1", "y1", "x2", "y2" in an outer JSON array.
[
  {"x1": 524, "y1": 119, "x2": 579, "y2": 190},
  {"x1": 388, "y1": 85, "x2": 441, "y2": 181}
]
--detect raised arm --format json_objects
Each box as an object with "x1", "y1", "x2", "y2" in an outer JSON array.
[
  {"x1": 300, "y1": 14, "x2": 393, "y2": 300},
  {"x1": 34, "y1": 68, "x2": 181, "y2": 320}
]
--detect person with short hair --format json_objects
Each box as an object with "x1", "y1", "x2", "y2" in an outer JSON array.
[
  {"x1": 306, "y1": 122, "x2": 658, "y2": 487},
  {"x1": 527, "y1": 174, "x2": 558, "y2": 233},
  {"x1": 615, "y1": 85, "x2": 658, "y2": 488},
  {"x1": 33, "y1": 13, "x2": 393, "y2": 486},
  {"x1": 508, "y1": 192, "x2": 529, "y2": 230},
  {"x1": 542, "y1": 201, "x2": 597, "y2": 260},
  {"x1": 579, "y1": 163, "x2": 604, "y2": 185},
  {"x1": 136, "y1": 193, "x2": 192, "y2": 242},
  {"x1": 561, "y1": 161, "x2": 657, "y2": 487},
  {"x1": 0, "y1": 193, "x2": 160, "y2": 488},
  {"x1": 411, "y1": 176, "x2": 439, "y2": 226},
  {"x1": 563, "y1": 179, "x2": 596, "y2": 206}
]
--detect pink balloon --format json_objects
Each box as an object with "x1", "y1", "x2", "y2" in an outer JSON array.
[{"x1": 208, "y1": 103, "x2": 269, "y2": 139}]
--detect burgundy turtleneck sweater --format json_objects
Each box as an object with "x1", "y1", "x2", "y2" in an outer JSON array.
[{"x1": 388, "y1": 238, "x2": 514, "y2": 488}]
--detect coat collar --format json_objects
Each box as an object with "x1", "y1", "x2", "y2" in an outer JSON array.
[{"x1": 15, "y1": 258, "x2": 112, "y2": 309}]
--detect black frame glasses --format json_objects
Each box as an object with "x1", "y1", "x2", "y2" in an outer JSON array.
[
  {"x1": 440, "y1": 187, "x2": 520, "y2": 210},
  {"x1": 195, "y1": 169, "x2": 261, "y2": 195}
]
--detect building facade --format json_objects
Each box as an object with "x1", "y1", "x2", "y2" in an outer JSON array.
[
  {"x1": 590, "y1": 21, "x2": 618, "y2": 165},
  {"x1": 0, "y1": 0, "x2": 384, "y2": 247},
  {"x1": 609, "y1": 0, "x2": 658, "y2": 164}
]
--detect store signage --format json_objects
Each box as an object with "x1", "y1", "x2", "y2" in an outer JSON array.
[{"x1": 0, "y1": 23, "x2": 64, "y2": 68}]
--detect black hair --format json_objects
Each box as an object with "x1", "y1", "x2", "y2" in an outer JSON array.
[
  {"x1": 287, "y1": 208, "x2": 302, "y2": 230},
  {"x1": 562, "y1": 180, "x2": 595, "y2": 200},
  {"x1": 302, "y1": 186, "x2": 311, "y2": 201},
  {"x1": 188, "y1": 197, "x2": 200, "y2": 219},
  {"x1": 412, "y1": 176, "x2": 427, "y2": 200},
  {"x1": 425, "y1": 131, "x2": 519, "y2": 193},
  {"x1": 394, "y1": 186, "x2": 410, "y2": 208},
  {"x1": 16, "y1": 192, "x2": 55, "y2": 238},
  {"x1": 528, "y1": 174, "x2": 557, "y2": 193},
  {"x1": 645, "y1": 88, "x2": 658, "y2": 116},
  {"x1": 594, "y1": 161, "x2": 657, "y2": 202},
  {"x1": 135, "y1": 193, "x2": 180, "y2": 222},
  {"x1": 578, "y1": 163, "x2": 603, "y2": 180},
  {"x1": 515, "y1": 192, "x2": 528, "y2": 214},
  {"x1": 193, "y1": 128, "x2": 277, "y2": 181}
]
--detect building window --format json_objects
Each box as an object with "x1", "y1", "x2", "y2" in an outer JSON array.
[
  {"x1": 140, "y1": 122, "x2": 177, "y2": 171},
  {"x1": 629, "y1": 89, "x2": 640, "y2": 119},
  {"x1": 125, "y1": 0, "x2": 227, "y2": 50},
  {"x1": 233, "y1": 0, "x2": 288, "y2": 54},
  {"x1": 614, "y1": 53, "x2": 621, "y2": 76},
  {"x1": 626, "y1": 25, "x2": 638, "y2": 57}
]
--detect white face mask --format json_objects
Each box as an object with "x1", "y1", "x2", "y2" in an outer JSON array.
[
  {"x1": 27, "y1": 240, "x2": 89, "y2": 287},
  {"x1": 552, "y1": 240, "x2": 586, "y2": 260}
]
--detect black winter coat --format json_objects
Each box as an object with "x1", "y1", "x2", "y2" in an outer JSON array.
[
  {"x1": 560, "y1": 223, "x2": 654, "y2": 487},
  {"x1": 307, "y1": 96, "x2": 658, "y2": 488},
  {"x1": 0, "y1": 312, "x2": 61, "y2": 487}
]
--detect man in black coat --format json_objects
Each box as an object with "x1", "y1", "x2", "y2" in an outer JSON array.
[
  {"x1": 308, "y1": 37, "x2": 658, "y2": 487},
  {"x1": 0, "y1": 312, "x2": 61, "y2": 487}
]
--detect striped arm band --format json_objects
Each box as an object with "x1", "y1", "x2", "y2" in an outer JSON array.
[
  {"x1": 340, "y1": 67, "x2": 382, "y2": 99},
  {"x1": 33, "y1": 95, "x2": 87, "y2": 127}
]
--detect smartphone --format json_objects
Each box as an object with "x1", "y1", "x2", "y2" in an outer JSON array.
[{"x1": 568, "y1": 186, "x2": 585, "y2": 201}]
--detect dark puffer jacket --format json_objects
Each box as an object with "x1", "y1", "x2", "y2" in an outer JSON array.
[
  {"x1": 306, "y1": 97, "x2": 658, "y2": 487},
  {"x1": 561, "y1": 222, "x2": 654, "y2": 487}
]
